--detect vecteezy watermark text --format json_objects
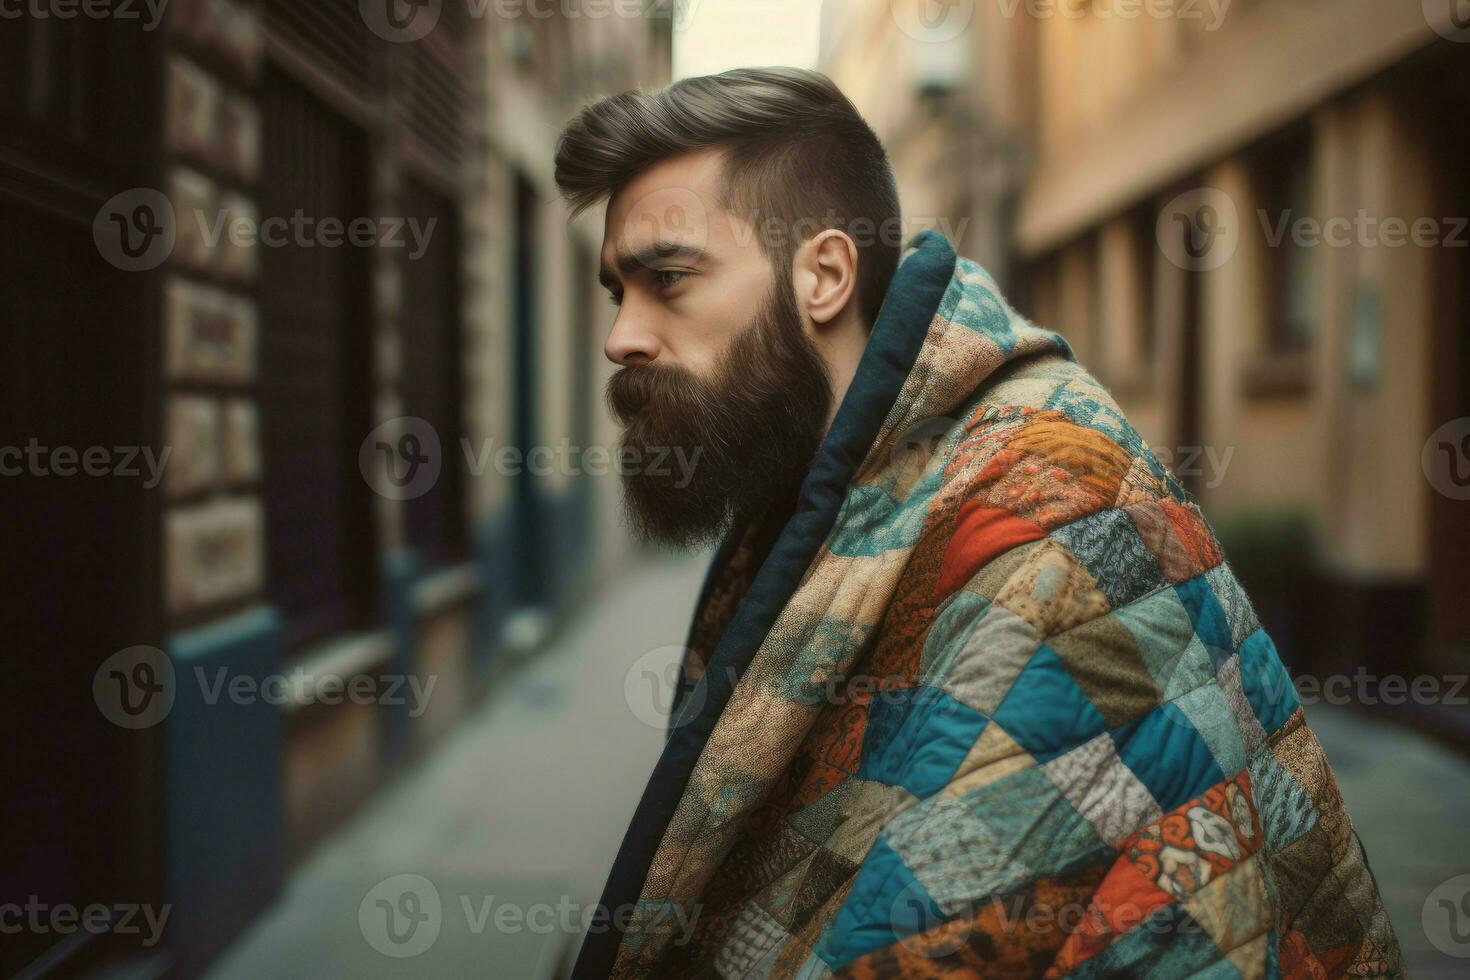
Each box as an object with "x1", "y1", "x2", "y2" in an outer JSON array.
[
  {"x1": 358, "y1": 874, "x2": 700, "y2": 958},
  {"x1": 0, "y1": 0, "x2": 169, "y2": 29},
  {"x1": 194, "y1": 209, "x2": 438, "y2": 260},
  {"x1": 360, "y1": 0, "x2": 703, "y2": 44},
  {"x1": 360, "y1": 417, "x2": 705, "y2": 501},
  {"x1": 1258, "y1": 210, "x2": 1470, "y2": 251},
  {"x1": 93, "y1": 645, "x2": 437, "y2": 729},
  {"x1": 0, "y1": 440, "x2": 170, "y2": 487},
  {"x1": 94, "y1": 188, "x2": 439, "y2": 272},
  {"x1": 0, "y1": 899, "x2": 170, "y2": 948}
]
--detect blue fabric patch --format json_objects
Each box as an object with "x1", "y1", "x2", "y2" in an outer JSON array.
[
  {"x1": 1238, "y1": 628, "x2": 1299, "y2": 734},
  {"x1": 990, "y1": 646, "x2": 1107, "y2": 763},
  {"x1": 857, "y1": 686, "x2": 987, "y2": 799},
  {"x1": 1175, "y1": 573, "x2": 1234, "y2": 668},
  {"x1": 818, "y1": 837, "x2": 940, "y2": 966},
  {"x1": 1112, "y1": 702, "x2": 1226, "y2": 813}
]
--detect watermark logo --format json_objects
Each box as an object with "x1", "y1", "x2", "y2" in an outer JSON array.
[
  {"x1": 624, "y1": 644, "x2": 701, "y2": 730},
  {"x1": 1425, "y1": 0, "x2": 1470, "y2": 42},
  {"x1": 94, "y1": 188, "x2": 176, "y2": 273},
  {"x1": 1158, "y1": 188, "x2": 1239, "y2": 272},
  {"x1": 361, "y1": 417, "x2": 443, "y2": 501},
  {"x1": 361, "y1": 0, "x2": 442, "y2": 42},
  {"x1": 96, "y1": 193, "x2": 438, "y2": 271},
  {"x1": 1423, "y1": 874, "x2": 1470, "y2": 958},
  {"x1": 890, "y1": 874, "x2": 970, "y2": 957},
  {"x1": 1423, "y1": 418, "x2": 1470, "y2": 501},
  {"x1": 362, "y1": 0, "x2": 705, "y2": 39},
  {"x1": 361, "y1": 419, "x2": 706, "y2": 499},
  {"x1": 360, "y1": 874, "x2": 443, "y2": 958},
  {"x1": 618, "y1": 184, "x2": 711, "y2": 274},
  {"x1": 94, "y1": 648, "x2": 437, "y2": 728},
  {"x1": 357, "y1": 882, "x2": 699, "y2": 956},
  {"x1": 891, "y1": 416, "x2": 957, "y2": 484},
  {"x1": 891, "y1": 0, "x2": 975, "y2": 43},
  {"x1": 93, "y1": 646, "x2": 176, "y2": 730}
]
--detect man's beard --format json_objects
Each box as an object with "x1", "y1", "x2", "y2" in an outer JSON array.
[{"x1": 605, "y1": 277, "x2": 833, "y2": 549}]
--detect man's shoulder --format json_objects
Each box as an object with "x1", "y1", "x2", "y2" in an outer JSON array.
[
  {"x1": 919, "y1": 354, "x2": 1224, "y2": 614},
  {"x1": 948, "y1": 353, "x2": 1179, "y2": 509}
]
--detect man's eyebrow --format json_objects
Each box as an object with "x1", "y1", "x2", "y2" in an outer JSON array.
[{"x1": 599, "y1": 241, "x2": 707, "y2": 289}]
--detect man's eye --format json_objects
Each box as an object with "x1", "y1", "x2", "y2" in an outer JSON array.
[
  {"x1": 607, "y1": 292, "x2": 622, "y2": 307},
  {"x1": 655, "y1": 270, "x2": 688, "y2": 289}
]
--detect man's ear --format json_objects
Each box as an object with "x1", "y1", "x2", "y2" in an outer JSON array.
[{"x1": 792, "y1": 229, "x2": 858, "y2": 327}]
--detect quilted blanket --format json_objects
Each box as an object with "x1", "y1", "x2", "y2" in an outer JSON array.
[{"x1": 575, "y1": 231, "x2": 1403, "y2": 979}]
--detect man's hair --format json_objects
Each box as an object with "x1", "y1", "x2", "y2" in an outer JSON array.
[{"x1": 554, "y1": 67, "x2": 901, "y2": 326}]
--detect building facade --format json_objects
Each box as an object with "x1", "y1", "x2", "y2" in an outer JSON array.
[
  {"x1": 823, "y1": 0, "x2": 1470, "y2": 743},
  {"x1": 5, "y1": 3, "x2": 668, "y2": 976}
]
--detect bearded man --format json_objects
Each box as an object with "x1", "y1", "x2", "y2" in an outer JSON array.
[{"x1": 555, "y1": 68, "x2": 1402, "y2": 979}]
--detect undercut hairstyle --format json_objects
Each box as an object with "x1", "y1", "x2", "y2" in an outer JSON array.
[{"x1": 554, "y1": 67, "x2": 902, "y2": 327}]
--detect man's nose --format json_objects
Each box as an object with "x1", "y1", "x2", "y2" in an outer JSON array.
[{"x1": 604, "y1": 313, "x2": 661, "y2": 366}]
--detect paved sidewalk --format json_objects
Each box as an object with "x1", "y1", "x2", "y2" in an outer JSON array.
[
  {"x1": 207, "y1": 552, "x2": 1470, "y2": 978},
  {"x1": 208, "y1": 553, "x2": 708, "y2": 979},
  {"x1": 1307, "y1": 705, "x2": 1470, "y2": 978}
]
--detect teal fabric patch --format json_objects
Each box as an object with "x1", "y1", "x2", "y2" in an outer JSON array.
[
  {"x1": 950, "y1": 767, "x2": 1108, "y2": 888},
  {"x1": 1239, "y1": 628, "x2": 1299, "y2": 734},
  {"x1": 919, "y1": 589, "x2": 992, "y2": 678},
  {"x1": 1174, "y1": 683, "x2": 1248, "y2": 777},
  {"x1": 1066, "y1": 904, "x2": 1230, "y2": 979},
  {"x1": 776, "y1": 617, "x2": 874, "y2": 706},
  {"x1": 1114, "y1": 588, "x2": 1207, "y2": 695},
  {"x1": 1249, "y1": 743, "x2": 1317, "y2": 852},
  {"x1": 857, "y1": 686, "x2": 986, "y2": 799},
  {"x1": 826, "y1": 471, "x2": 949, "y2": 557},
  {"x1": 991, "y1": 646, "x2": 1107, "y2": 762},
  {"x1": 1041, "y1": 381, "x2": 1139, "y2": 451},
  {"x1": 1113, "y1": 702, "x2": 1226, "y2": 813},
  {"x1": 825, "y1": 768, "x2": 1107, "y2": 968},
  {"x1": 1162, "y1": 638, "x2": 1217, "y2": 702},
  {"x1": 818, "y1": 837, "x2": 938, "y2": 966},
  {"x1": 1176, "y1": 573, "x2": 1235, "y2": 668}
]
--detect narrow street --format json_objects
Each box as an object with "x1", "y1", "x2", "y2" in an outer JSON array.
[
  {"x1": 207, "y1": 554, "x2": 708, "y2": 978},
  {"x1": 207, "y1": 556, "x2": 1470, "y2": 979}
]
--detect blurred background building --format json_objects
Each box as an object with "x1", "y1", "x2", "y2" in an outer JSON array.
[
  {"x1": 5, "y1": 1, "x2": 1468, "y2": 978},
  {"x1": 823, "y1": 0, "x2": 1470, "y2": 741},
  {"x1": 6, "y1": 1, "x2": 667, "y2": 975}
]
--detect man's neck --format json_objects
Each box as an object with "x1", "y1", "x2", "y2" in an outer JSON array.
[{"x1": 820, "y1": 313, "x2": 870, "y2": 433}]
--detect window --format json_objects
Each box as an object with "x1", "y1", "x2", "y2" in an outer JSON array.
[
  {"x1": 259, "y1": 69, "x2": 377, "y2": 651},
  {"x1": 1257, "y1": 127, "x2": 1317, "y2": 353},
  {"x1": 401, "y1": 178, "x2": 466, "y2": 567},
  {"x1": 1132, "y1": 204, "x2": 1158, "y2": 364}
]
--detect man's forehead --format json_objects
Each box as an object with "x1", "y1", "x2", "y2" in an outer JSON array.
[{"x1": 601, "y1": 151, "x2": 728, "y2": 263}]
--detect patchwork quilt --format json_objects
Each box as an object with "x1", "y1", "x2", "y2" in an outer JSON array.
[{"x1": 574, "y1": 231, "x2": 1403, "y2": 979}]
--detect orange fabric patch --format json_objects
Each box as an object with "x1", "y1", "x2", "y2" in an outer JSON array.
[
  {"x1": 935, "y1": 499, "x2": 1046, "y2": 598},
  {"x1": 1161, "y1": 499, "x2": 1222, "y2": 573},
  {"x1": 1045, "y1": 855, "x2": 1173, "y2": 977},
  {"x1": 1007, "y1": 414, "x2": 1134, "y2": 505}
]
